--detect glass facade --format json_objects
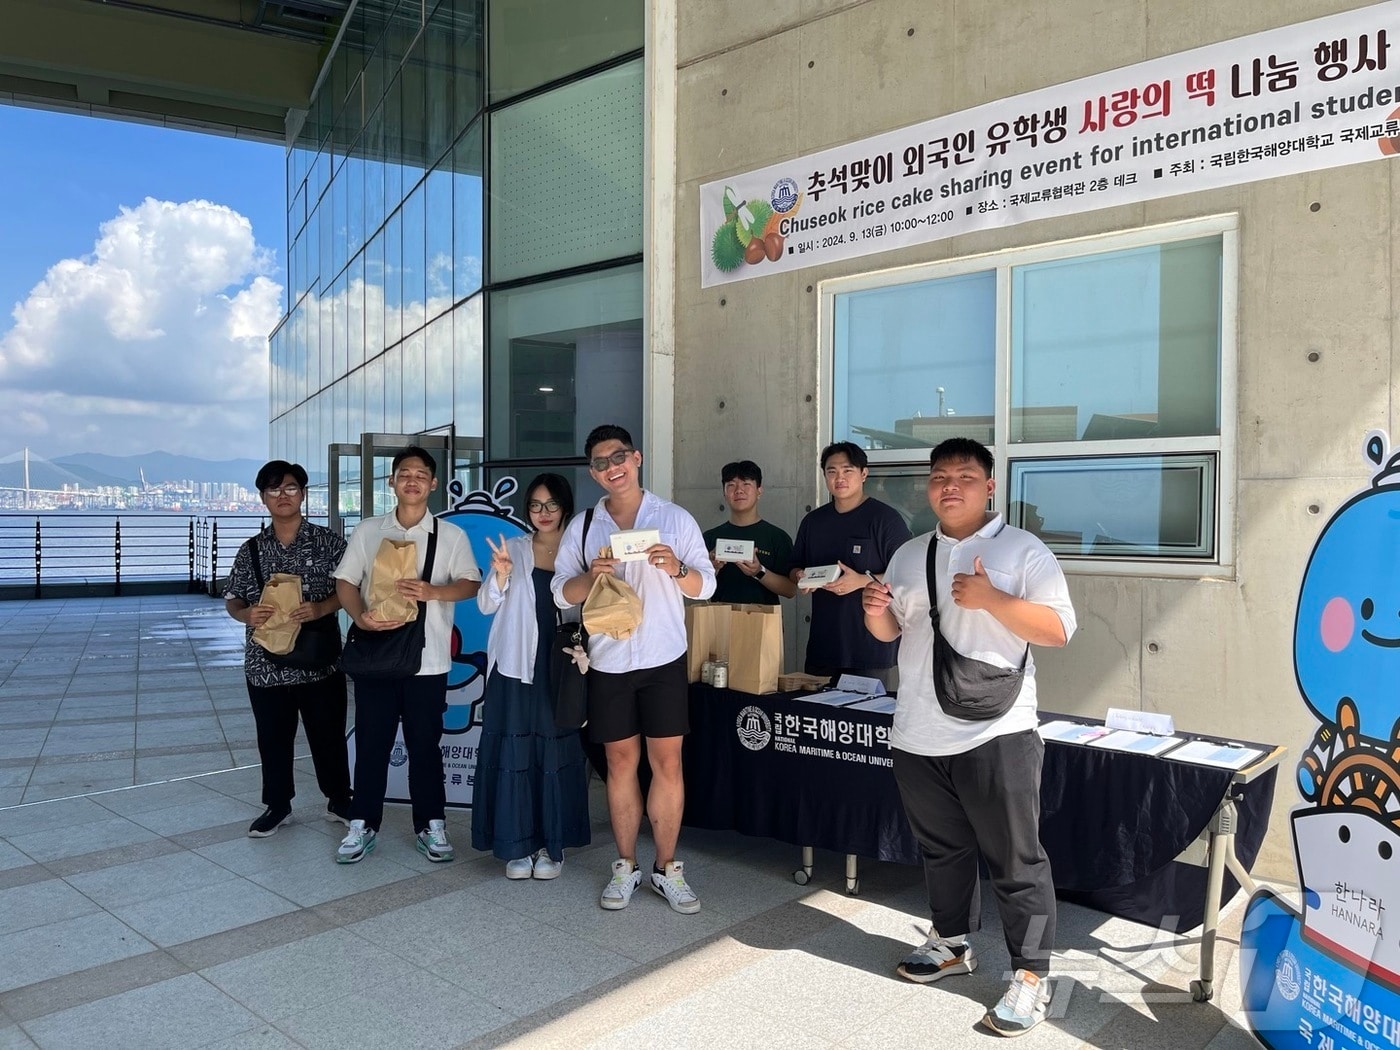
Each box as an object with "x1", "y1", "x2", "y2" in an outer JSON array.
[{"x1": 268, "y1": 0, "x2": 644, "y2": 518}]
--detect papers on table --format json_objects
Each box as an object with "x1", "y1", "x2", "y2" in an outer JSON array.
[
  {"x1": 844, "y1": 694, "x2": 897, "y2": 714},
  {"x1": 1087, "y1": 730, "x2": 1184, "y2": 756},
  {"x1": 1038, "y1": 720, "x2": 1113, "y2": 745},
  {"x1": 797, "y1": 690, "x2": 872, "y2": 707},
  {"x1": 834, "y1": 673, "x2": 885, "y2": 696},
  {"x1": 1166, "y1": 739, "x2": 1264, "y2": 770}
]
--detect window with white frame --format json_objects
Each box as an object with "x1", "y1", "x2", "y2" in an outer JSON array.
[{"x1": 824, "y1": 216, "x2": 1236, "y2": 572}]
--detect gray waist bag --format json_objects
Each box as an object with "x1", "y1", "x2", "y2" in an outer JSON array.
[{"x1": 926, "y1": 532, "x2": 1027, "y2": 722}]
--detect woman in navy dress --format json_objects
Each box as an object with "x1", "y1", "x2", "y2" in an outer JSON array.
[{"x1": 473, "y1": 474, "x2": 591, "y2": 878}]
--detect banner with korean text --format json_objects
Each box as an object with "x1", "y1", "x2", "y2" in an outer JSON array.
[{"x1": 699, "y1": 1, "x2": 1400, "y2": 287}]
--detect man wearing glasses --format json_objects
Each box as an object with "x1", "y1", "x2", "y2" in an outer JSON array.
[
  {"x1": 553, "y1": 424, "x2": 716, "y2": 914},
  {"x1": 703, "y1": 460, "x2": 796, "y2": 605}
]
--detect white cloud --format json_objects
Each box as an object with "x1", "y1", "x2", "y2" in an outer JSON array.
[{"x1": 0, "y1": 198, "x2": 282, "y2": 459}]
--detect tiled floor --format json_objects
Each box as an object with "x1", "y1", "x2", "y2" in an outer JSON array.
[{"x1": 0, "y1": 595, "x2": 1271, "y2": 1048}]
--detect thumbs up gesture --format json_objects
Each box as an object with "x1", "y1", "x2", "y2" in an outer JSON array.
[{"x1": 951, "y1": 555, "x2": 1000, "y2": 610}]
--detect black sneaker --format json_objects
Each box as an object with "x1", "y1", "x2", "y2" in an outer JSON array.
[
  {"x1": 325, "y1": 799, "x2": 352, "y2": 827},
  {"x1": 248, "y1": 806, "x2": 291, "y2": 838}
]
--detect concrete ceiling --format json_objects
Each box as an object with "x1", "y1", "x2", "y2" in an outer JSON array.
[{"x1": 0, "y1": 0, "x2": 349, "y2": 143}]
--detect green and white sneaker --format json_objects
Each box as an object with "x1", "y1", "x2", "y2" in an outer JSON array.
[
  {"x1": 416, "y1": 819, "x2": 454, "y2": 862},
  {"x1": 336, "y1": 819, "x2": 376, "y2": 864}
]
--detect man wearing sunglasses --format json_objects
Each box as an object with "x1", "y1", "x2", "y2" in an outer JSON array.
[{"x1": 553, "y1": 424, "x2": 715, "y2": 916}]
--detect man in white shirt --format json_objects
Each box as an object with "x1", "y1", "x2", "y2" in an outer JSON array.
[
  {"x1": 333, "y1": 446, "x2": 481, "y2": 864},
  {"x1": 862, "y1": 438, "x2": 1076, "y2": 1038},
  {"x1": 553, "y1": 425, "x2": 716, "y2": 914}
]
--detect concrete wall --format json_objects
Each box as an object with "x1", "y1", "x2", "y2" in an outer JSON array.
[{"x1": 664, "y1": 0, "x2": 1398, "y2": 879}]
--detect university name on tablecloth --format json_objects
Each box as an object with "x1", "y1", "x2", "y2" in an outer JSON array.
[
  {"x1": 737, "y1": 703, "x2": 892, "y2": 766},
  {"x1": 699, "y1": 0, "x2": 1400, "y2": 286}
]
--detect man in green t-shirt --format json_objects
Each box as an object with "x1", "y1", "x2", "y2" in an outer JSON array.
[{"x1": 703, "y1": 461, "x2": 796, "y2": 606}]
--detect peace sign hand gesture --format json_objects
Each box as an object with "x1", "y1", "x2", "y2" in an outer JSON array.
[{"x1": 484, "y1": 533, "x2": 513, "y2": 586}]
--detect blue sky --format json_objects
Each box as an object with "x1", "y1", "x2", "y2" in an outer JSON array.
[{"x1": 0, "y1": 105, "x2": 288, "y2": 461}]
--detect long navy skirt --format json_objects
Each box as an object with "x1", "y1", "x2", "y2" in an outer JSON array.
[{"x1": 471, "y1": 567, "x2": 591, "y2": 862}]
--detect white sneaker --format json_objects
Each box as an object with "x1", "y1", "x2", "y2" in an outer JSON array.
[
  {"x1": 532, "y1": 849, "x2": 562, "y2": 880},
  {"x1": 600, "y1": 859, "x2": 642, "y2": 910},
  {"x1": 336, "y1": 819, "x2": 376, "y2": 864},
  {"x1": 650, "y1": 860, "x2": 701, "y2": 914},
  {"x1": 897, "y1": 928, "x2": 978, "y2": 983},
  {"x1": 983, "y1": 969, "x2": 1051, "y2": 1037},
  {"x1": 505, "y1": 855, "x2": 534, "y2": 880},
  {"x1": 416, "y1": 818, "x2": 454, "y2": 863}
]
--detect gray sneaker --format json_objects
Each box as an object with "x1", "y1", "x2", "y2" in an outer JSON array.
[
  {"x1": 983, "y1": 969, "x2": 1051, "y2": 1037},
  {"x1": 600, "y1": 859, "x2": 642, "y2": 910},
  {"x1": 416, "y1": 819, "x2": 454, "y2": 863},
  {"x1": 897, "y1": 929, "x2": 978, "y2": 983},
  {"x1": 650, "y1": 860, "x2": 701, "y2": 914},
  {"x1": 336, "y1": 819, "x2": 376, "y2": 864}
]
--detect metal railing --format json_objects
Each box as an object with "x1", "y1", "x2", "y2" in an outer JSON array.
[{"x1": 0, "y1": 513, "x2": 318, "y2": 599}]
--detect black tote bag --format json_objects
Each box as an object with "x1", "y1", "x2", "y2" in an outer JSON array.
[
  {"x1": 548, "y1": 508, "x2": 592, "y2": 729},
  {"x1": 341, "y1": 519, "x2": 439, "y2": 681}
]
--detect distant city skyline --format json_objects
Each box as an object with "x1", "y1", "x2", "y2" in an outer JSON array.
[{"x1": 0, "y1": 106, "x2": 286, "y2": 462}]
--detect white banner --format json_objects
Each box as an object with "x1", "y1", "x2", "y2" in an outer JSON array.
[{"x1": 699, "y1": 1, "x2": 1400, "y2": 287}]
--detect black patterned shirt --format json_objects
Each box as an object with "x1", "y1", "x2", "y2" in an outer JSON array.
[{"x1": 225, "y1": 520, "x2": 348, "y2": 687}]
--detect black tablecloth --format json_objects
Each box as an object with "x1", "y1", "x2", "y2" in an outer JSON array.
[{"x1": 680, "y1": 686, "x2": 1278, "y2": 932}]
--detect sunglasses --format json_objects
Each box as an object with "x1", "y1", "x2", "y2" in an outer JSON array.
[
  {"x1": 527, "y1": 500, "x2": 562, "y2": 513},
  {"x1": 589, "y1": 449, "x2": 635, "y2": 472},
  {"x1": 263, "y1": 484, "x2": 303, "y2": 497}
]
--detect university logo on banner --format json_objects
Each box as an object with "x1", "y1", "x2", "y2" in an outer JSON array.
[
  {"x1": 701, "y1": 1, "x2": 1400, "y2": 286},
  {"x1": 1240, "y1": 432, "x2": 1400, "y2": 1048}
]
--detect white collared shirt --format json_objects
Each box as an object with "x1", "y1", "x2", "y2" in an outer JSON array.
[
  {"x1": 477, "y1": 533, "x2": 580, "y2": 685},
  {"x1": 551, "y1": 490, "x2": 716, "y2": 673},
  {"x1": 883, "y1": 514, "x2": 1077, "y2": 757},
  {"x1": 334, "y1": 510, "x2": 481, "y2": 677}
]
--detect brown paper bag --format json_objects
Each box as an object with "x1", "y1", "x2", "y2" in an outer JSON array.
[
  {"x1": 367, "y1": 538, "x2": 420, "y2": 623},
  {"x1": 582, "y1": 574, "x2": 644, "y2": 640},
  {"x1": 252, "y1": 573, "x2": 303, "y2": 655},
  {"x1": 684, "y1": 603, "x2": 732, "y2": 682},
  {"x1": 727, "y1": 604, "x2": 783, "y2": 695}
]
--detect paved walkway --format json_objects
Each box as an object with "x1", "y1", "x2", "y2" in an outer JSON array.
[{"x1": 0, "y1": 596, "x2": 1269, "y2": 1048}]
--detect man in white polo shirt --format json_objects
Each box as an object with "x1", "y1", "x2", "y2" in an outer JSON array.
[
  {"x1": 553, "y1": 424, "x2": 716, "y2": 914},
  {"x1": 333, "y1": 445, "x2": 481, "y2": 864},
  {"x1": 862, "y1": 437, "x2": 1076, "y2": 1038}
]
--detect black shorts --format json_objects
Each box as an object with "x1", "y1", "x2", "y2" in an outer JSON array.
[{"x1": 586, "y1": 654, "x2": 689, "y2": 744}]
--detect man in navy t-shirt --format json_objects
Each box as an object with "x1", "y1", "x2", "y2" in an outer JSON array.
[{"x1": 790, "y1": 441, "x2": 911, "y2": 687}]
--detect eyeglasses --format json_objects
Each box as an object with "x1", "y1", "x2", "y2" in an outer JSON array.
[
  {"x1": 263, "y1": 484, "x2": 303, "y2": 497},
  {"x1": 589, "y1": 449, "x2": 635, "y2": 472},
  {"x1": 527, "y1": 500, "x2": 562, "y2": 513}
]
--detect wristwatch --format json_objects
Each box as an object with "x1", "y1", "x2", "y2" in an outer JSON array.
[
  {"x1": 672, "y1": 562, "x2": 689, "y2": 579},
  {"x1": 754, "y1": 565, "x2": 767, "y2": 580}
]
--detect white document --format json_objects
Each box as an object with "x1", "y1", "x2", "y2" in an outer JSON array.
[
  {"x1": 797, "y1": 564, "x2": 843, "y2": 589},
  {"x1": 845, "y1": 694, "x2": 897, "y2": 714},
  {"x1": 835, "y1": 673, "x2": 885, "y2": 696},
  {"x1": 797, "y1": 690, "x2": 867, "y2": 707},
  {"x1": 1167, "y1": 739, "x2": 1264, "y2": 769},
  {"x1": 1104, "y1": 707, "x2": 1176, "y2": 736},
  {"x1": 610, "y1": 528, "x2": 660, "y2": 562},
  {"x1": 1087, "y1": 730, "x2": 1185, "y2": 756},
  {"x1": 1037, "y1": 720, "x2": 1113, "y2": 745},
  {"x1": 714, "y1": 537, "x2": 755, "y2": 562}
]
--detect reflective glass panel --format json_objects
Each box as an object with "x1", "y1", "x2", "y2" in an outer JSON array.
[
  {"x1": 452, "y1": 124, "x2": 483, "y2": 301},
  {"x1": 489, "y1": 60, "x2": 643, "y2": 282},
  {"x1": 832, "y1": 271, "x2": 996, "y2": 450},
  {"x1": 488, "y1": 0, "x2": 641, "y2": 102},
  {"x1": 1007, "y1": 453, "x2": 1216, "y2": 559},
  {"x1": 1010, "y1": 236, "x2": 1222, "y2": 443},
  {"x1": 454, "y1": 294, "x2": 484, "y2": 441},
  {"x1": 488, "y1": 264, "x2": 642, "y2": 459}
]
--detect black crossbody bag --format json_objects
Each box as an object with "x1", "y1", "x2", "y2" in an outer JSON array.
[
  {"x1": 341, "y1": 518, "x2": 439, "y2": 681},
  {"x1": 246, "y1": 528, "x2": 343, "y2": 672},
  {"x1": 549, "y1": 508, "x2": 593, "y2": 730},
  {"x1": 926, "y1": 528, "x2": 1028, "y2": 722}
]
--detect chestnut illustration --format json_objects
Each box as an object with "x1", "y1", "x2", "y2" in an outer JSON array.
[
  {"x1": 744, "y1": 238, "x2": 766, "y2": 265},
  {"x1": 763, "y1": 231, "x2": 784, "y2": 262}
]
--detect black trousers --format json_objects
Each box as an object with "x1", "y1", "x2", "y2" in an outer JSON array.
[
  {"x1": 246, "y1": 672, "x2": 352, "y2": 811},
  {"x1": 892, "y1": 730, "x2": 1056, "y2": 975},
  {"x1": 350, "y1": 673, "x2": 448, "y2": 833}
]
